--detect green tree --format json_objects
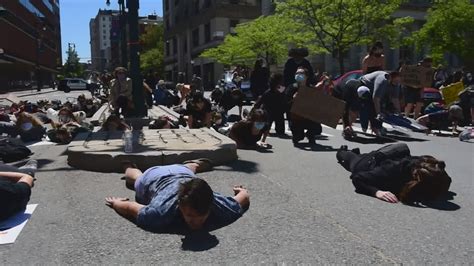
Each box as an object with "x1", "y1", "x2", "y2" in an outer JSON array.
[
  {"x1": 140, "y1": 24, "x2": 164, "y2": 74},
  {"x1": 201, "y1": 15, "x2": 305, "y2": 66},
  {"x1": 276, "y1": 0, "x2": 414, "y2": 74},
  {"x1": 412, "y1": 0, "x2": 474, "y2": 70},
  {"x1": 63, "y1": 44, "x2": 83, "y2": 78}
]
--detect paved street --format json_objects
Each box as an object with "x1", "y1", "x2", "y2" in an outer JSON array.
[{"x1": 1, "y1": 90, "x2": 473, "y2": 264}]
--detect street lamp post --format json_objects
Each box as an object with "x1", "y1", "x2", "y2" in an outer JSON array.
[{"x1": 107, "y1": 0, "x2": 146, "y2": 117}]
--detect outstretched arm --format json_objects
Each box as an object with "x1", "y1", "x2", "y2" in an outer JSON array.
[
  {"x1": 0, "y1": 172, "x2": 34, "y2": 187},
  {"x1": 105, "y1": 197, "x2": 144, "y2": 223}
]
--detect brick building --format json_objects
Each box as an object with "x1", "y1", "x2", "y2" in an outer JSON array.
[
  {"x1": 0, "y1": 0, "x2": 61, "y2": 91},
  {"x1": 163, "y1": 0, "x2": 262, "y2": 89}
]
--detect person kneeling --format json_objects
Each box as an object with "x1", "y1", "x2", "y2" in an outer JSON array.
[
  {"x1": 336, "y1": 144, "x2": 452, "y2": 204},
  {"x1": 105, "y1": 161, "x2": 250, "y2": 234}
]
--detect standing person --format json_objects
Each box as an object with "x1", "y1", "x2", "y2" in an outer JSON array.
[
  {"x1": 336, "y1": 144, "x2": 452, "y2": 204},
  {"x1": 404, "y1": 58, "x2": 433, "y2": 119},
  {"x1": 284, "y1": 48, "x2": 315, "y2": 87},
  {"x1": 250, "y1": 59, "x2": 270, "y2": 98},
  {"x1": 362, "y1": 41, "x2": 386, "y2": 74},
  {"x1": 254, "y1": 73, "x2": 288, "y2": 136},
  {"x1": 105, "y1": 161, "x2": 249, "y2": 234},
  {"x1": 289, "y1": 68, "x2": 322, "y2": 145},
  {"x1": 434, "y1": 64, "x2": 449, "y2": 89},
  {"x1": 186, "y1": 92, "x2": 212, "y2": 129},
  {"x1": 109, "y1": 67, "x2": 133, "y2": 116},
  {"x1": 0, "y1": 160, "x2": 37, "y2": 220}
]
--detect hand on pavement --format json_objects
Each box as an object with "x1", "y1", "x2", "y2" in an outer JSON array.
[
  {"x1": 257, "y1": 141, "x2": 272, "y2": 149},
  {"x1": 105, "y1": 197, "x2": 129, "y2": 208},
  {"x1": 375, "y1": 191, "x2": 399, "y2": 203},
  {"x1": 233, "y1": 185, "x2": 248, "y2": 196}
]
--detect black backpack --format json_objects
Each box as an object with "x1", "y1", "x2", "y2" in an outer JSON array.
[{"x1": 0, "y1": 137, "x2": 32, "y2": 163}]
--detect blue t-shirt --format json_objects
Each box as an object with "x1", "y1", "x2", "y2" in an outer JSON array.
[{"x1": 135, "y1": 165, "x2": 245, "y2": 234}]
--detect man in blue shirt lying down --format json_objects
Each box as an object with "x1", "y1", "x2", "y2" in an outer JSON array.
[{"x1": 105, "y1": 160, "x2": 250, "y2": 234}]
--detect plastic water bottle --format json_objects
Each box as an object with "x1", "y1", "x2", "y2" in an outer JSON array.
[{"x1": 123, "y1": 129, "x2": 133, "y2": 153}]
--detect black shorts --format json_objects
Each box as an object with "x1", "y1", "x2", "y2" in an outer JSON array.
[{"x1": 404, "y1": 87, "x2": 423, "y2": 104}]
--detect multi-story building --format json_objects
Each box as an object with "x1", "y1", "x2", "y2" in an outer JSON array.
[
  {"x1": 90, "y1": 9, "x2": 118, "y2": 72},
  {"x1": 0, "y1": 0, "x2": 61, "y2": 91},
  {"x1": 163, "y1": 0, "x2": 262, "y2": 89},
  {"x1": 91, "y1": 10, "x2": 162, "y2": 72}
]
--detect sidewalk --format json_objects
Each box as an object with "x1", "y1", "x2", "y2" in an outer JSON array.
[{"x1": 6, "y1": 87, "x2": 57, "y2": 98}]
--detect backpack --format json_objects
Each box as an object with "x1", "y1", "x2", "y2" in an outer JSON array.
[{"x1": 0, "y1": 137, "x2": 32, "y2": 163}]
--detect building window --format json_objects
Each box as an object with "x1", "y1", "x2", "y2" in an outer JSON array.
[
  {"x1": 204, "y1": 23, "x2": 211, "y2": 43},
  {"x1": 41, "y1": 0, "x2": 54, "y2": 13},
  {"x1": 175, "y1": 0, "x2": 179, "y2": 6},
  {"x1": 230, "y1": 19, "x2": 239, "y2": 34},
  {"x1": 103, "y1": 17, "x2": 106, "y2": 21},
  {"x1": 192, "y1": 28, "x2": 200, "y2": 47},
  {"x1": 203, "y1": 0, "x2": 211, "y2": 8},
  {"x1": 165, "y1": 0, "x2": 169, "y2": 11},
  {"x1": 19, "y1": 0, "x2": 45, "y2": 17}
]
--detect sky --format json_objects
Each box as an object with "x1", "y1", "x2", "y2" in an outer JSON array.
[{"x1": 60, "y1": 0, "x2": 163, "y2": 63}]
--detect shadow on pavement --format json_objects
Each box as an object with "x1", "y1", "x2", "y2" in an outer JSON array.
[
  {"x1": 294, "y1": 143, "x2": 339, "y2": 152},
  {"x1": 406, "y1": 192, "x2": 461, "y2": 211},
  {"x1": 215, "y1": 159, "x2": 259, "y2": 174},
  {"x1": 181, "y1": 232, "x2": 219, "y2": 252},
  {"x1": 347, "y1": 136, "x2": 396, "y2": 144}
]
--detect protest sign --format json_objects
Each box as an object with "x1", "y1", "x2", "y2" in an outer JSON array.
[
  {"x1": 441, "y1": 82, "x2": 464, "y2": 105},
  {"x1": 400, "y1": 65, "x2": 434, "y2": 88},
  {"x1": 290, "y1": 86, "x2": 345, "y2": 128}
]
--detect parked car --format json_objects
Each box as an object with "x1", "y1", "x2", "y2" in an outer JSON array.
[
  {"x1": 333, "y1": 69, "x2": 443, "y2": 111},
  {"x1": 58, "y1": 78, "x2": 90, "y2": 92}
]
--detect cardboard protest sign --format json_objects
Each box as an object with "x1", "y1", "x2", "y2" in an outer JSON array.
[
  {"x1": 400, "y1": 65, "x2": 434, "y2": 88},
  {"x1": 290, "y1": 86, "x2": 345, "y2": 128},
  {"x1": 441, "y1": 82, "x2": 464, "y2": 105}
]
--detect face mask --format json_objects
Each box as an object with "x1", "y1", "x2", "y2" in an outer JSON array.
[
  {"x1": 295, "y1": 74, "x2": 305, "y2": 83},
  {"x1": 277, "y1": 86, "x2": 286, "y2": 93},
  {"x1": 254, "y1": 122, "x2": 266, "y2": 130},
  {"x1": 59, "y1": 115, "x2": 71, "y2": 124},
  {"x1": 21, "y1": 122, "x2": 33, "y2": 131}
]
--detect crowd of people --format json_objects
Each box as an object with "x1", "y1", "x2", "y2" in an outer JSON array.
[{"x1": 1, "y1": 42, "x2": 471, "y2": 235}]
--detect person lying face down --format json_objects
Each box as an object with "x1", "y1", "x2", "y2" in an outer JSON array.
[
  {"x1": 336, "y1": 144, "x2": 452, "y2": 204},
  {"x1": 105, "y1": 161, "x2": 250, "y2": 234}
]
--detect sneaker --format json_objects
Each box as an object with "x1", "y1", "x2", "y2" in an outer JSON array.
[{"x1": 19, "y1": 160, "x2": 38, "y2": 176}]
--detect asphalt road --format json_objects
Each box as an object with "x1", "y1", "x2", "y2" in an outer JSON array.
[{"x1": 1, "y1": 90, "x2": 473, "y2": 264}]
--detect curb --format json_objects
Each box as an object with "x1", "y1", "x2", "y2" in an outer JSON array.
[{"x1": 15, "y1": 89, "x2": 57, "y2": 98}]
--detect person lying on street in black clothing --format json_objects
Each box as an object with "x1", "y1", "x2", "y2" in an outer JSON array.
[
  {"x1": 0, "y1": 160, "x2": 37, "y2": 221},
  {"x1": 229, "y1": 109, "x2": 271, "y2": 150},
  {"x1": 336, "y1": 143, "x2": 452, "y2": 204}
]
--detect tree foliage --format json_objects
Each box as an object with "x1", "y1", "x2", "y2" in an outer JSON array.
[
  {"x1": 201, "y1": 15, "x2": 305, "y2": 67},
  {"x1": 412, "y1": 0, "x2": 474, "y2": 69},
  {"x1": 63, "y1": 45, "x2": 83, "y2": 78},
  {"x1": 276, "y1": 0, "x2": 414, "y2": 73},
  {"x1": 140, "y1": 24, "x2": 164, "y2": 74}
]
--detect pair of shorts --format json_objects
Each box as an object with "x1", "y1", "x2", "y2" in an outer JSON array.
[{"x1": 404, "y1": 87, "x2": 423, "y2": 104}]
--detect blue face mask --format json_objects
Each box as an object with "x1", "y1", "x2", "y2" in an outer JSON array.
[
  {"x1": 295, "y1": 74, "x2": 306, "y2": 83},
  {"x1": 254, "y1": 122, "x2": 266, "y2": 130},
  {"x1": 21, "y1": 122, "x2": 33, "y2": 131}
]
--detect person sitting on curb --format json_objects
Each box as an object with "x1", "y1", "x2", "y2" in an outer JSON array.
[
  {"x1": 0, "y1": 160, "x2": 37, "y2": 221},
  {"x1": 186, "y1": 92, "x2": 212, "y2": 129},
  {"x1": 229, "y1": 109, "x2": 271, "y2": 150},
  {"x1": 105, "y1": 160, "x2": 250, "y2": 234},
  {"x1": 336, "y1": 144, "x2": 452, "y2": 204}
]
